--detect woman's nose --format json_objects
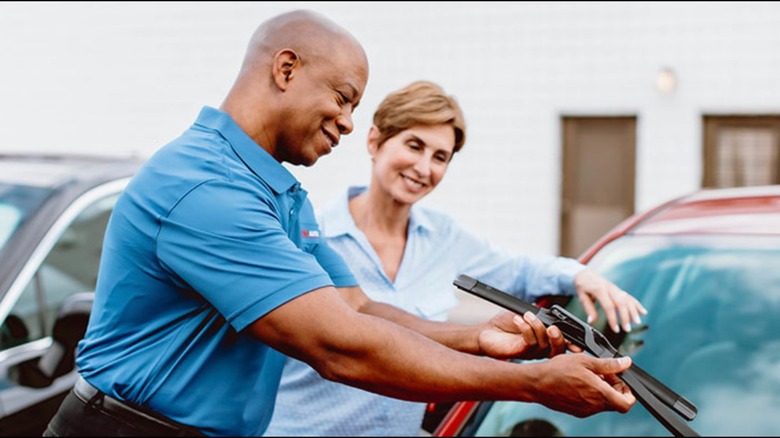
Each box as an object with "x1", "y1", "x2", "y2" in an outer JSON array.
[{"x1": 413, "y1": 155, "x2": 432, "y2": 177}]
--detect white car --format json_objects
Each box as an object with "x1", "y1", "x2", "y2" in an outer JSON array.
[{"x1": 0, "y1": 153, "x2": 142, "y2": 436}]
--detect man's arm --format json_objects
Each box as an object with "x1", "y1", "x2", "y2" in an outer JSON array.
[
  {"x1": 337, "y1": 285, "x2": 566, "y2": 358},
  {"x1": 250, "y1": 285, "x2": 635, "y2": 418}
]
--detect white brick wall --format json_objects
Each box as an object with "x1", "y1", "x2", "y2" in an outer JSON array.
[{"x1": 2, "y1": 1, "x2": 779, "y2": 257}]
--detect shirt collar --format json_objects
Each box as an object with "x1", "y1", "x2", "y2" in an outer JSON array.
[
  {"x1": 194, "y1": 106, "x2": 299, "y2": 194},
  {"x1": 323, "y1": 186, "x2": 436, "y2": 237}
]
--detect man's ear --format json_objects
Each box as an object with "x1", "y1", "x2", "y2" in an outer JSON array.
[{"x1": 272, "y1": 49, "x2": 298, "y2": 91}]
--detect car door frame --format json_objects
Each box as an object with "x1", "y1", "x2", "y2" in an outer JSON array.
[{"x1": 0, "y1": 177, "x2": 130, "y2": 423}]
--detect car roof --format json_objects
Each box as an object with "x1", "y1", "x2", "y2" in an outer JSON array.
[
  {"x1": 0, "y1": 153, "x2": 144, "y2": 297},
  {"x1": 0, "y1": 153, "x2": 143, "y2": 188},
  {"x1": 578, "y1": 185, "x2": 780, "y2": 262},
  {"x1": 631, "y1": 185, "x2": 780, "y2": 236}
]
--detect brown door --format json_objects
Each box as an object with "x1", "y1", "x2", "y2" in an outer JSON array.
[{"x1": 560, "y1": 116, "x2": 636, "y2": 258}]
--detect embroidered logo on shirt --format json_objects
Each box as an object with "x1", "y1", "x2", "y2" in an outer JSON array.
[{"x1": 302, "y1": 229, "x2": 320, "y2": 238}]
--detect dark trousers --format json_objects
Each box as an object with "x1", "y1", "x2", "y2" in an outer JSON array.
[{"x1": 43, "y1": 378, "x2": 205, "y2": 437}]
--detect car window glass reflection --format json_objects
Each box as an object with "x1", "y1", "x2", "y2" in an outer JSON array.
[
  {"x1": 0, "y1": 183, "x2": 52, "y2": 254},
  {"x1": 0, "y1": 193, "x2": 118, "y2": 351},
  {"x1": 0, "y1": 204, "x2": 22, "y2": 251},
  {"x1": 471, "y1": 235, "x2": 780, "y2": 436}
]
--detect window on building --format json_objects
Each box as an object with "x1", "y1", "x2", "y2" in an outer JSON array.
[{"x1": 703, "y1": 116, "x2": 780, "y2": 188}]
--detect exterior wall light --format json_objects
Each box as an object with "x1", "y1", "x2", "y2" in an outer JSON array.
[{"x1": 656, "y1": 67, "x2": 677, "y2": 94}]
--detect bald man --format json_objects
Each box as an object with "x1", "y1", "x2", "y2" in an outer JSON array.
[{"x1": 44, "y1": 10, "x2": 635, "y2": 437}]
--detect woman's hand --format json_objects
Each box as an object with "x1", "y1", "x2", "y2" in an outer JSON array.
[{"x1": 573, "y1": 269, "x2": 648, "y2": 333}]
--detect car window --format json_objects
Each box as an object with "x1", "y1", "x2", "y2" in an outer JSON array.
[
  {"x1": 0, "y1": 183, "x2": 52, "y2": 254},
  {"x1": 0, "y1": 204, "x2": 22, "y2": 251},
  {"x1": 468, "y1": 235, "x2": 780, "y2": 437},
  {"x1": 0, "y1": 192, "x2": 119, "y2": 351}
]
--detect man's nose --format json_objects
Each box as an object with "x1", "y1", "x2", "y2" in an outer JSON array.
[{"x1": 337, "y1": 112, "x2": 354, "y2": 136}]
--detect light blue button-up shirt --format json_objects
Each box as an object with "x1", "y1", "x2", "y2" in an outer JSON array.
[{"x1": 265, "y1": 186, "x2": 586, "y2": 436}]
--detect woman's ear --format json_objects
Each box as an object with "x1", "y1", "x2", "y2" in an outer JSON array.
[
  {"x1": 272, "y1": 49, "x2": 298, "y2": 91},
  {"x1": 366, "y1": 125, "x2": 381, "y2": 159}
]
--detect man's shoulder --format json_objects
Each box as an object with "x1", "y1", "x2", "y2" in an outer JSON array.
[{"x1": 129, "y1": 133, "x2": 278, "y2": 215}]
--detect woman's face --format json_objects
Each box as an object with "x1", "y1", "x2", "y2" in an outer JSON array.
[{"x1": 368, "y1": 123, "x2": 455, "y2": 205}]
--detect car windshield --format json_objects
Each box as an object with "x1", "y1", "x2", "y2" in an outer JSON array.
[
  {"x1": 470, "y1": 234, "x2": 780, "y2": 437},
  {"x1": 0, "y1": 183, "x2": 53, "y2": 254}
]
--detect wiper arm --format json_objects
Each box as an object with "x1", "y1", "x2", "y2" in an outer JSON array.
[{"x1": 453, "y1": 274, "x2": 699, "y2": 437}]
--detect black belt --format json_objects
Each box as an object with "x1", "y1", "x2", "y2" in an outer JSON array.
[{"x1": 73, "y1": 376, "x2": 205, "y2": 437}]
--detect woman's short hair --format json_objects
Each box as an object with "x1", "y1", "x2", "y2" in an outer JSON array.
[{"x1": 372, "y1": 80, "x2": 466, "y2": 154}]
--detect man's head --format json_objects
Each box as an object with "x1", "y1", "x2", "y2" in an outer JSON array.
[{"x1": 222, "y1": 9, "x2": 369, "y2": 166}]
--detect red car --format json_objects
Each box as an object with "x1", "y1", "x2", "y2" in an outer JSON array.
[{"x1": 429, "y1": 184, "x2": 780, "y2": 437}]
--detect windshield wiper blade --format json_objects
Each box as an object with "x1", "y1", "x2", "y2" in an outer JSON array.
[{"x1": 453, "y1": 274, "x2": 699, "y2": 437}]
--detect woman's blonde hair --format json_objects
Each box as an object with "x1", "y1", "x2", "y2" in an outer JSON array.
[{"x1": 372, "y1": 80, "x2": 466, "y2": 154}]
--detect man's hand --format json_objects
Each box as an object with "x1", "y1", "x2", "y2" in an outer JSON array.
[
  {"x1": 476, "y1": 310, "x2": 567, "y2": 359},
  {"x1": 573, "y1": 269, "x2": 648, "y2": 333},
  {"x1": 532, "y1": 354, "x2": 636, "y2": 417}
]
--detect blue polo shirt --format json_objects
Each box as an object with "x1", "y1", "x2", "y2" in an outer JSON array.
[{"x1": 75, "y1": 106, "x2": 357, "y2": 436}]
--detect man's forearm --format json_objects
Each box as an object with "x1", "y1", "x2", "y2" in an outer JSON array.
[
  {"x1": 358, "y1": 299, "x2": 482, "y2": 354},
  {"x1": 336, "y1": 285, "x2": 483, "y2": 353}
]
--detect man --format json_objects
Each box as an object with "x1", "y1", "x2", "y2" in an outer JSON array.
[{"x1": 44, "y1": 9, "x2": 635, "y2": 437}]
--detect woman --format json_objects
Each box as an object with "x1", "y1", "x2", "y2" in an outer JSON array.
[{"x1": 265, "y1": 80, "x2": 646, "y2": 436}]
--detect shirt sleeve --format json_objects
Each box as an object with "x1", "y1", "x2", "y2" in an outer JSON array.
[
  {"x1": 310, "y1": 241, "x2": 358, "y2": 287},
  {"x1": 156, "y1": 179, "x2": 336, "y2": 332},
  {"x1": 448, "y1": 218, "x2": 586, "y2": 301},
  {"x1": 299, "y1": 198, "x2": 357, "y2": 287}
]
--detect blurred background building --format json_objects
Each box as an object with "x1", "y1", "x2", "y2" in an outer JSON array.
[{"x1": 1, "y1": 1, "x2": 779, "y2": 263}]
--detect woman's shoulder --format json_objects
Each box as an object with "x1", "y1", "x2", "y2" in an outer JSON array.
[
  {"x1": 412, "y1": 204, "x2": 461, "y2": 234},
  {"x1": 315, "y1": 187, "x2": 359, "y2": 236}
]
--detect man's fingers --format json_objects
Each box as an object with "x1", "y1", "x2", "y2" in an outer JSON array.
[
  {"x1": 593, "y1": 355, "x2": 632, "y2": 374},
  {"x1": 590, "y1": 356, "x2": 635, "y2": 412},
  {"x1": 521, "y1": 311, "x2": 549, "y2": 350},
  {"x1": 510, "y1": 314, "x2": 536, "y2": 346},
  {"x1": 546, "y1": 325, "x2": 566, "y2": 356}
]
